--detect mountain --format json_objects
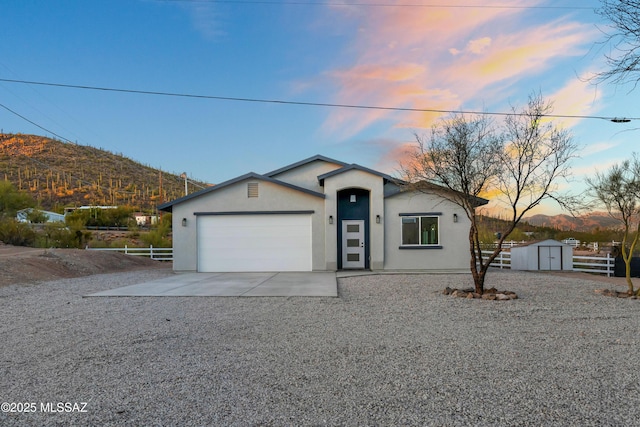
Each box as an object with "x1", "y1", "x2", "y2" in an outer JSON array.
[
  {"x1": 523, "y1": 212, "x2": 622, "y2": 231},
  {"x1": 0, "y1": 133, "x2": 210, "y2": 212}
]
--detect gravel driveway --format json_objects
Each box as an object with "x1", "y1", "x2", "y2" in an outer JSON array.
[{"x1": 1, "y1": 269, "x2": 639, "y2": 426}]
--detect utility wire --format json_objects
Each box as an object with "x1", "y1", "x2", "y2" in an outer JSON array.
[
  {"x1": 154, "y1": 0, "x2": 596, "y2": 10},
  {"x1": 0, "y1": 77, "x2": 636, "y2": 122},
  {"x1": 0, "y1": 102, "x2": 74, "y2": 143},
  {"x1": 0, "y1": 102, "x2": 202, "y2": 194}
]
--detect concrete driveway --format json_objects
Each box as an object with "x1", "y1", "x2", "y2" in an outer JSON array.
[{"x1": 86, "y1": 272, "x2": 337, "y2": 297}]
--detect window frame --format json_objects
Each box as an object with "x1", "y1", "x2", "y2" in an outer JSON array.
[{"x1": 399, "y1": 212, "x2": 443, "y2": 249}]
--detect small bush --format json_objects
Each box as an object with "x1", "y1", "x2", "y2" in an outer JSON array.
[
  {"x1": 35, "y1": 222, "x2": 88, "y2": 248},
  {"x1": 0, "y1": 219, "x2": 37, "y2": 246}
]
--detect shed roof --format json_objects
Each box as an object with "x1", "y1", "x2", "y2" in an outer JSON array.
[{"x1": 511, "y1": 239, "x2": 570, "y2": 248}]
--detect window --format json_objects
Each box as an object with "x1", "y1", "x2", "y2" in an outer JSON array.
[{"x1": 401, "y1": 216, "x2": 439, "y2": 246}]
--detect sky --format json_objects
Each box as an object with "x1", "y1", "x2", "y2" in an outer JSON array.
[{"x1": 1, "y1": 0, "x2": 639, "y2": 216}]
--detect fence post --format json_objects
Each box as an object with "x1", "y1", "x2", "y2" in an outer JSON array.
[
  {"x1": 150, "y1": 244, "x2": 154, "y2": 260},
  {"x1": 125, "y1": 244, "x2": 128, "y2": 255},
  {"x1": 607, "y1": 253, "x2": 612, "y2": 277}
]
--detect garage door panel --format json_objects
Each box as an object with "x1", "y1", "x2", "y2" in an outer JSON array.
[{"x1": 197, "y1": 215, "x2": 312, "y2": 272}]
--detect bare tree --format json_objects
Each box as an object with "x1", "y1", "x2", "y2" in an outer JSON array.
[
  {"x1": 587, "y1": 155, "x2": 640, "y2": 295},
  {"x1": 596, "y1": 0, "x2": 640, "y2": 86},
  {"x1": 403, "y1": 94, "x2": 578, "y2": 294}
]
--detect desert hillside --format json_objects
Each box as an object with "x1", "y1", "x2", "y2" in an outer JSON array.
[{"x1": 0, "y1": 133, "x2": 209, "y2": 212}]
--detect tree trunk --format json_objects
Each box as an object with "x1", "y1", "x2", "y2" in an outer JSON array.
[
  {"x1": 468, "y1": 219, "x2": 486, "y2": 294},
  {"x1": 473, "y1": 269, "x2": 486, "y2": 294}
]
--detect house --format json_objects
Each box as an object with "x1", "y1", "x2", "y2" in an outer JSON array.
[
  {"x1": 16, "y1": 208, "x2": 65, "y2": 223},
  {"x1": 510, "y1": 239, "x2": 573, "y2": 271},
  {"x1": 158, "y1": 155, "x2": 487, "y2": 273},
  {"x1": 133, "y1": 212, "x2": 158, "y2": 226}
]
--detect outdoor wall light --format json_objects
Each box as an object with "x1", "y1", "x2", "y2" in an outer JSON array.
[
  {"x1": 376, "y1": 215, "x2": 381, "y2": 224},
  {"x1": 350, "y1": 194, "x2": 356, "y2": 203},
  {"x1": 182, "y1": 218, "x2": 187, "y2": 227},
  {"x1": 453, "y1": 213, "x2": 458, "y2": 223},
  {"x1": 329, "y1": 215, "x2": 334, "y2": 224}
]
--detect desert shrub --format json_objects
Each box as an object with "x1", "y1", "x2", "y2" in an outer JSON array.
[
  {"x1": 139, "y1": 229, "x2": 172, "y2": 248},
  {"x1": 0, "y1": 218, "x2": 36, "y2": 246},
  {"x1": 139, "y1": 216, "x2": 172, "y2": 248},
  {"x1": 35, "y1": 222, "x2": 90, "y2": 248},
  {"x1": 0, "y1": 181, "x2": 36, "y2": 219},
  {"x1": 26, "y1": 209, "x2": 49, "y2": 224}
]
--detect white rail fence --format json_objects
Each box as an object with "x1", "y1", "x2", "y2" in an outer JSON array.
[
  {"x1": 86, "y1": 245, "x2": 173, "y2": 261},
  {"x1": 87, "y1": 245, "x2": 615, "y2": 275},
  {"x1": 481, "y1": 250, "x2": 615, "y2": 277},
  {"x1": 493, "y1": 240, "x2": 621, "y2": 251}
]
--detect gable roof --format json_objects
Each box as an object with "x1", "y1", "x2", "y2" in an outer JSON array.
[
  {"x1": 265, "y1": 154, "x2": 349, "y2": 177},
  {"x1": 158, "y1": 172, "x2": 325, "y2": 212},
  {"x1": 317, "y1": 163, "x2": 402, "y2": 186},
  {"x1": 402, "y1": 180, "x2": 489, "y2": 207}
]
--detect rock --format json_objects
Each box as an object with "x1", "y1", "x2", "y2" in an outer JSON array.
[
  {"x1": 443, "y1": 287, "x2": 453, "y2": 295},
  {"x1": 466, "y1": 292, "x2": 475, "y2": 299},
  {"x1": 482, "y1": 294, "x2": 497, "y2": 300},
  {"x1": 617, "y1": 292, "x2": 630, "y2": 298},
  {"x1": 485, "y1": 287, "x2": 498, "y2": 294},
  {"x1": 496, "y1": 293, "x2": 511, "y2": 301}
]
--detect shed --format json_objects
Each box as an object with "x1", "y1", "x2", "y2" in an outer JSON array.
[{"x1": 510, "y1": 239, "x2": 573, "y2": 271}]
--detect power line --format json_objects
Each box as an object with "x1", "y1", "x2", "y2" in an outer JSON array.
[
  {"x1": 0, "y1": 102, "x2": 200, "y2": 196},
  {"x1": 0, "y1": 102, "x2": 75, "y2": 143},
  {"x1": 1, "y1": 77, "x2": 636, "y2": 122},
  {"x1": 154, "y1": 0, "x2": 596, "y2": 10}
]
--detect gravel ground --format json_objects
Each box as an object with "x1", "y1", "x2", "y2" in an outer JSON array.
[{"x1": 1, "y1": 269, "x2": 639, "y2": 426}]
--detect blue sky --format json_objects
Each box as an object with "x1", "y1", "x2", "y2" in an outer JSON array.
[{"x1": 1, "y1": 0, "x2": 638, "y2": 215}]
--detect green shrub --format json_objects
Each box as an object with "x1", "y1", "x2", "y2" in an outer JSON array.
[
  {"x1": 35, "y1": 222, "x2": 89, "y2": 248},
  {"x1": 0, "y1": 219, "x2": 36, "y2": 246}
]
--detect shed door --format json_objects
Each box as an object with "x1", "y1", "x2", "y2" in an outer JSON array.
[
  {"x1": 539, "y1": 246, "x2": 562, "y2": 270},
  {"x1": 197, "y1": 214, "x2": 312, "y2": 272}
]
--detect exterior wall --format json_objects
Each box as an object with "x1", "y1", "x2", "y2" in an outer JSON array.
[
  {"x1": 171, "y1": 178, "x2": 325, "y2": 272},
  {"x1": 383, "y1": 191, "x2": 469, "y2": 271},
  {"x1": 269, "y1": 160, "x2": 344, "y2": 193},
  {"x1": 322, "y1": 170, "x2": 385, "y2": 270},
  {"x1": 168, "y1": 159, "x2": 479, "y2": 273},
  {"x1": 511, "y1": 240, "x2": 573, "y2": 271},
  {"x1": 510, "y1": 246, "x2": 531, "y2": 270}
]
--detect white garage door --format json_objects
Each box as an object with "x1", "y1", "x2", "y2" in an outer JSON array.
[{"x1": 197, "y1": 214, "x2": 312, "y2": 272}]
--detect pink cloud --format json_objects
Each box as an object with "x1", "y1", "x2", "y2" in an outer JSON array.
[
  {"x1": 547, "y1": 75, "x2": 602, "y2": 129},
  {"x1": 467, "y1": 37, "x2": 492, "y2": 55},
  {"x1": 320, "y1": 2, "x2": 598, "y2": 144}
]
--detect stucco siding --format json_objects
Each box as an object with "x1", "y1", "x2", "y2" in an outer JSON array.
[
  {"x1": 162, "y1": 156, "x2": 483, "y2": 273},
  {"x1": 383, "y1": 192, "x2": 469, "y2": 271},
  {"x1": 322, "y1": 169, "x2": 385, "y2": 270},
  {"x1": 269, "y1": 160, "x2": 344, "y2": 193},
  {"x1": 171, "y1": 178, "x2": 325, "y2": 272}
]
